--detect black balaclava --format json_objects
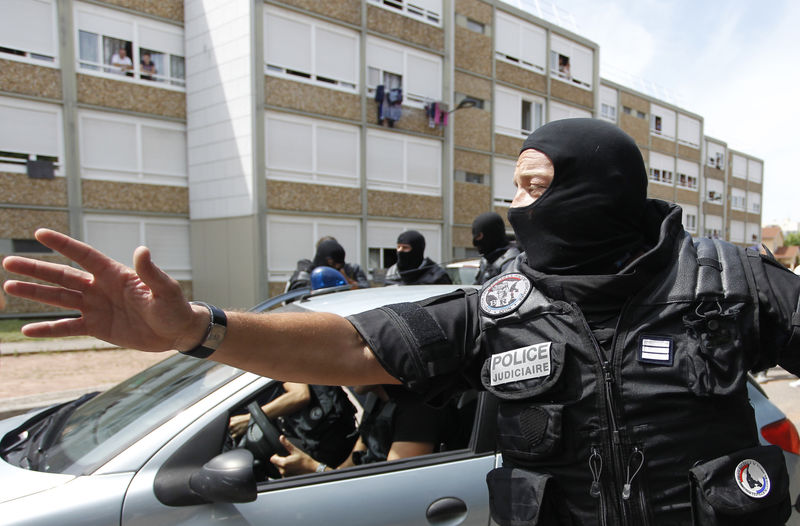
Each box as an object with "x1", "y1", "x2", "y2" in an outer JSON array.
[
  {"x1": 472, "y1": 212, "x2": 508, "y2": 256},
  {"x1": 507, "y1": 118, "x2": 647, "y2": 275},
  {"x1": 396, "y1": 230, "x2": 426, "y2": 272},
  {"x1": 312, "y1": 239, "x2": 346, "y2": 269}
]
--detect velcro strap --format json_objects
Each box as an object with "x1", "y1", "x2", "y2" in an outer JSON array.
[
  {"x1": 383, "y1": 303, "x2": 449, "y2": 364},
  {"x1": 697, "y1": 257, "x2": 722, "y2": 271}
]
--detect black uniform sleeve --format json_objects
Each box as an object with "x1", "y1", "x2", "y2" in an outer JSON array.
[
  {"x1": 346, "y1": 288, "x2": 484, "y2": 403},
  {"x1": 348, "y1": 263, "x2": 371, "y2": 289},
  {"x1": 748, "y1": 252, "x2": 800, "y2": 374}
]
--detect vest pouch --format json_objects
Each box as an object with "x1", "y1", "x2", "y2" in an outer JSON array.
[
  {"x1": 689, "y1": 445, "x2": 791, "y2": 525},
  {"x1": 495, "y1": 403, "x2": 563, "y2": 461},
  {"x1": 486, "y1": 467, "x2": 572, "y2": 526}
]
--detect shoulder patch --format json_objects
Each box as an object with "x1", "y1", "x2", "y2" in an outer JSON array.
[
  {"x1": 735, "y1": 459, "x2": 770, "y2": 498},
  {"x1": 480, "y1": 273, "x2": 532, "y2": 316}
]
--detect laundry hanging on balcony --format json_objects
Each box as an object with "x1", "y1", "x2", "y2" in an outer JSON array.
[
  {"x1": 425, "y1": 101, "x2": 449, "y2": 128},
  {"x1": 375, "y1": 85, "x2": 403, "y2": 127}
]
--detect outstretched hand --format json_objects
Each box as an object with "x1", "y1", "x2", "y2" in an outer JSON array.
[{"x1": 2, "y1": 228, "x2": 202, "y2": 352}]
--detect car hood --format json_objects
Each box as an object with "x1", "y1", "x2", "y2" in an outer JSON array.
[{"x1": 0, "y1": 414, "x2": 75, "y2": 504}]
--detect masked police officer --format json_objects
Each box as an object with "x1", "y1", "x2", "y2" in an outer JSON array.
[
  {"x1": 471, "y1": 211, "x2": 520, "y2": 285},
  {"x1": 5, "y1": 119, "x2": 800, "y2": 525},
  {"x1": 384, "y1": 230, "x2": 452, "y2": 285}
]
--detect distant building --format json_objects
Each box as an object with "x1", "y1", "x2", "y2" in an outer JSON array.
[{"x1": 762, "y1": 225, "x2": 800, "y2": 270}]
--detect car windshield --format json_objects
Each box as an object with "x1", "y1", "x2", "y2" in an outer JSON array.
[{"x1": 7, "y1": 354, "x2": 241, "y2": 476}]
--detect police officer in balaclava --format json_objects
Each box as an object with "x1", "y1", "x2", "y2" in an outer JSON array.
[
  {"x1": 471, "y1": 212, "x2": 520, "y2": 284},
  {"x1": 287, "y1": 239, "x2": 370, "y2": 291},
  {"x1": 384, "y1": 230, "x2": 452, "y2": 285}
]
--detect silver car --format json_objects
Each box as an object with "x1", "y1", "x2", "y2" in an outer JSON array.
[{"x1": 0, "y1": 284, "x2": 798, "y2": 525}]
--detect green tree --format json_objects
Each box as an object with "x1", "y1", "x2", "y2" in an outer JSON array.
[{"x1": 785, "y1": 232, "x2": 800, "y2": 246}]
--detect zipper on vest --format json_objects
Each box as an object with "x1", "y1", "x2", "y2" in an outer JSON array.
[
  {"x1": 589, "y1": 447, "x2": 608, "y2": 526},
  {"x1": 622, "y1": 447, "x2": 644, "y2": 500}
]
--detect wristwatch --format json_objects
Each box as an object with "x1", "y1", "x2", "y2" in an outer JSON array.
[
  {"x1": 316, "y1": 462, "x2": 327, "y2": 473},
  {"x1": 180, "y1": 301, "x2": 227, "y2": 359}
]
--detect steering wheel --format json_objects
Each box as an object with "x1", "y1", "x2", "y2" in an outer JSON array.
[{"x1": 244, "y1": 401, "x2": 288, "y2": 479}]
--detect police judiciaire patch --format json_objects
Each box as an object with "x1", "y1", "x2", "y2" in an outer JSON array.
[
  {"x1": 490, "y1": 342, "x2": 552, "y2": 386},
  {"x1": 480, "y1": 273, "x2": 532, "y2": 316},
  {"x1": 734, "y1": 459, "x2": 770, "y2": 498}
]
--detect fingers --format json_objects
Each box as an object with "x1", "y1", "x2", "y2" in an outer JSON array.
[
  {"x1": 3, "y1": 256, "x2": 92, "y2": 291},
  {"x1": 34, "y1": 229, "x2": 117, "y2": 275},
  {"x1": 279, "y1": 435, "x2": 296, "y2": 453},
  {"x1": 3, "y1": 280, "x2": 84, "y2": 310},
  {"x1": 133, "y1": 246, "x2": 180, "y2": 299},
  {"x1": 20, "y1": 317, "x2": 87, "y2": 339}
]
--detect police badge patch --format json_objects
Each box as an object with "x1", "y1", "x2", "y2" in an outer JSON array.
[
  {"x1": 480, "y1": 273, "x2": 532, "y2": 316},
  {"x1": 734, "y1": 459, "x2": 770, "y2": 498}
]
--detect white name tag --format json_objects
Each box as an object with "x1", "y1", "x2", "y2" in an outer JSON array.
[{"x1": 490, "y1": 342, "x2": 552, "y2": 386}]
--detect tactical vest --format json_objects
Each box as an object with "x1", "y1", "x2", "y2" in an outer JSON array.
[
  {"x1": 477, "y1": 235, "x2": 791, "y2": 525},
  {"x1": 351, "y1": 392, "x2": 396, "y2": 466},
  {"x1": 475, "y1": 246, "x2": 522, "y2": 285}
]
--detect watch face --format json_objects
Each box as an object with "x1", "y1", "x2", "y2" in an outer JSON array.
[{"x1": 206, "y1": 324, "x2": 227, "y2": 349}]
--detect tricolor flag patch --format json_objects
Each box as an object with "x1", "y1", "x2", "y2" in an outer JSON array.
[{"x1": 638, "y1": 336, "x2": 673, "y2": 365}]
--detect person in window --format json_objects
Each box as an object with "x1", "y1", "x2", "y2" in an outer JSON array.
[
  {"x1": 140, "y1": 52, "x2": 156, "y2": 81},
  {"x1": 110, "y1": 47, "x2": 133, "y2": 76},
  {"x1": 286, "y1": 238, "x2": 370, "y2": 291},
  {"x1": 269, "y1": 385, "x2": 460, "y2": 477},
  {"x1": 558, "y1": 54, "x2": 570, "y2": 79},
  {"x1": 384, "y1": 230, "x2": 452, "y2": 285}
]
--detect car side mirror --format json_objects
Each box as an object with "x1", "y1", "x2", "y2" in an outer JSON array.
[{"x1": 189, "y1": 449, "x2": 257, "y2": 503}]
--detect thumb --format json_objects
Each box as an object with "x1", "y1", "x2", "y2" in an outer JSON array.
[
  {"x1": 133, "y1": 246, "x2": 179, "y2": 297},
  {"x1": 279, "y1": 434, "x2": 296, "y2": 453}
]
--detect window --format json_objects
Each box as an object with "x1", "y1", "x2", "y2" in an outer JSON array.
[
  {"x1": 265, "y1": 6, "x2": 358, "y2": 92},
  {"x1": 677, "y1": 114, "x2": 700, "y2": 148},
  {"x1": 636, "y1": 110, "x2": 647, "y2": 119},
  {"x1": 84, "y1": 215, "x2": 191, "y2": 279},
  {"x1": 704, "y1": 215, "x2": 722, "y2": 238},
  {"x1": 747, "y1": 223, "x2": 760, "y2": 244},
  {"x1": 650, "y1": 104, "x2": 675, "y2": 139},
  {"x1": 747, "y1": 192, "x2": 761, "y2": 214},
  {"x1": 492, "y1": 157, "x2": 516, "y2": 206},
  {"x1": 682, "y1": 204, "x2": 698, "y2": 234},
  {"x1": 366, "y1": 129, "x2": 441, "y2": 195},
  {"x1": 550, "y1": 34, "x2": 593, "y2": 89},
  {"x1": 549, "y1": 101, "x2": 591, "y2": 123},
  {"x1": 732, "y1": 154, "x2": 747, "y2": 179},
  {"x1": 267, "y1": 215, "x2": 361, "y2": 281},
  {"x1": 0, "y1": 96, "x2": 63, "y2": 175},
  {"x1": 599, "y1": 86, "x2": 618, "y2": 123},
  {"x1": 467, "y1": 18, "x2": 485, "y2": 34},
  {"x1": 79, "y1": 110, "x2": 187, "y2": 186},
  {"x1": 76, "y1": 2, "x2": 185, "y2": 87},
  {"x1": 748, "y1": 159, "x2": 763, "y2": 184},
  {"x1": 10, "y1": 239, "x2": 53, "y2": 253},
  {"x1": 495, "y1": 11, "x2": 547, "y2": 73},
  {"x1": 676, "y1": 160, "x2": 699, "y2": 190},
  {"x1": 706, "y1": 178, "x2": 724, "y2": 203},
  {"x1": 367, "y1": 36, "x2": 441, "y2": 107},
  {"x1": 368, "y1": 0, "x2": 443, "y2": 27},
  {"x1": 455, "y1": 170, "x2": 486, "y2": 185},
  {"x1": 706, "y1": 143, "x2": 725, "y2": 170},
  {"x1": 0, "y1": 0, "x2": 57, "y2": 64},
  {"x1": 730, "y1": 188, "x2": 746, "y2": 210},
  {"x1": 367, "y1": 220, "x2": 443, "y2": 268},
  {"x1": 730, "y1": 220, "x2": 745, "y2": 243},
  {"x1": 495, "y1": 85, "x2": 543, "y2": 138},
  {"x1": 265, "y1": 112, "x2": 359, "y2": 188},
  {"x1": 622, "y1": 106, "x2": 633, "y2": 115},
  {"x1": 649, "y1": 152, "x2": 674, "y2": 185}
]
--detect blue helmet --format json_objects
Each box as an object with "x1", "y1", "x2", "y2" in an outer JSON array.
[{"x1": 310, "y1": 266, "x2": 346, "y2": 290}]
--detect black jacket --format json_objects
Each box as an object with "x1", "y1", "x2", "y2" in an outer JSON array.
[
  {"x1": 286, "y1": 260, "x2": 370, "y2": 291},
  {"x1": 473, "y1": 245, "x2": 521, "y2": 285},
  {"x1": 347, "y1": 201, "x2": 800, "y2": 525},
  {"x1": 384, "y1": 257, "x2": 452, "y2": 285}
]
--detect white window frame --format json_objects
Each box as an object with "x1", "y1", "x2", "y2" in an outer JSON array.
[
  {"x1": 681, "y1": 204, "x2": 698, "y2": 234},
  {"x1": 747, "y1": 192, "x2": 761, "y2": 214},
  {"x1": 265, "y1": 112, "x2": 360, "y2": 188},
  {"x1": 367, "y1": 0, "x2": 443, "y2": 27},
  {"x1": 648, "y1": 152, "x2": 674, "y2": 186},
  {"x1": 83, "y1": 214, "x2": 191, "y2": 279},
  {"x1": 366, "y1": 128, "x2": 441, "y2": 196},
  {"x1": 494, "y1": 10, "x2": 547, "y2": 74},
  {"x1": 0, "y1": 96, "x2": 64, "y2": 176},
  {"x1": 75, "y1": 2, "x2": 185, "y2": 90},
  {"x1": 650, "y1": 104, "x2": 676, "y2": 140},
  {"x1": 548, "y1": 100, "x2": 591, "y2": 123},
  {"x1": 677, "y1": 114, "x2": 700, "y2": 148},
  {"x1": 549, "y1": 33, "x2": 593, "y2": 90},
  {"x1": 746, "y1": 223, "x2": 760, "y2": 244},
  {"x1": 492, "y1": 157, "x2": 516, "y2": 206},
  {"x1": 367, "y1": 220, "x2": 442, "y2": 265},
  {"x1": 0, "y1": 0, "x2": 59, "y2": 66},
  {"x1": 732, "y1": 154, "x2": 747, "y2": 180},
  {"x1": 730, "y1": 220, "x2": 745, "y2": 243},
  {"x1": 79, "y1": 109, "x2": 187, "y2": 186},
  {"x1": 494, "y1": 85, "x2": 544, "y2": 138},
  {"x1": 599, "y1": 86, "x2": 617, "y2": 123},
  {"x1": 704, "y1": 214, "x2": 722, "y2": 239},
  {"x1": 748, "y1": 159, "x2": 763, "y2": 184},
  {"x1": 366, "y1": 36, "x2": 442, "y2": 107},
  {"x1": 676, "y1": 159, "x2": 699, "y2": 191},
  {"x1": 705, "y1": 178, "x2": 724, "y2": 204},
  {"x1": 265, "y1": 6, "x2": 358, "y2": 93},
  {"x1": 730, "y1": 188, "x2": 746, "y2": 211},
  {"x1": 706, "y1": 142, "x2": 725, "y2": 169}
]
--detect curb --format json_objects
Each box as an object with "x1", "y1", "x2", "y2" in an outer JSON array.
[
  {"x1": 0, "y1": 337, "x2": 119, "y2": 355},
  {"x1": 0, "y1": 384, "x2": 116, "y2": 420}
]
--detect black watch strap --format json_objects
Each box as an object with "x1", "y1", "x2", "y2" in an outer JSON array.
[{"x1": 180, "y1": 301, "x2": 227, "y2": 359}]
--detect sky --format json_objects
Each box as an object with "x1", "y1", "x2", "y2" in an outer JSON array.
[{"x1": 529, "y1": 0, "x2": 799, "y2": 226}]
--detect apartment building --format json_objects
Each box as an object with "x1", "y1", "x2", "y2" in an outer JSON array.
[{"x1": 0, "y1": 0, "x2": 763, "y2": 315}]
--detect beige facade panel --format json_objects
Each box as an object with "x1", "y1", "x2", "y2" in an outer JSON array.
[
  {"x1": 454, "y1": 149, "x2": 491, "y2": 174},
  {"x1": 704, "y1": 166, "x2": 725, "y2": 180},
  {"x1": 729, "y1": 177, "x2": 747, "y2": 190},
  {"x1": 620, "y1": 114, "x2": 649, "y2": 146},
  {"x1": 267, "y1": 180, "x2": 361, "y2": 215},
  {"x1": 746, "y1": 211, "x2": 761, "y2": 223},
  {"x1": 99, "y1": 0, "x2": 183, "y2": 22},
  {"x1": 452, "y1": 224, "x2": 473, "y2": 248},
  {"x1": 367, "y1": 6, "x2": 444, "y2": 52},
  {"x1": 0, "y1": 172, "x2": 67, "y2": 207},
  {"x1": 0, "y1": 253, "x2": 73, "y2": 314},
  {"x1": 281, "y1": 0, "x2": 360, "y2": 25},
  {"x1": 453, "y1": 108, "x2": 491, "y2": 151},
  {"x1": 728, "y1": 209, "x2": 747, "y2": 222},
  {"x1": 454, "y1": 181, "x2": 491, "y2": 225},
  {"x1": 748, "y1": 181, "x2": 762, "y2": 193},
  {"x1": 703, "y1": 202, "x2": 724, "y2": 216},
  {"x1": 82, "y1": 180, "x2": 189, "y2": 213},
  {"x1": 367, "y1": 190, "x2": 443, "y2": 220},
  {"x1": 496, "y1": 63, "x2": 546, "y2": 93},
  {"x1": 0, "y1": 59, "x2": 61, "y2": 100},
  {"x1": 366, "y1": 104, "x2": 443, "y2": 137},
  {"x1": 675, "y1": 188, "x2": 699, "y2": 205},
  {"x1": 493, "y1": 205, "x2": 510, "y2": 226},
  {"x1": 268, "y1": 281, "x2": 285, "y2": 298},
  {"x1": 650, "y1": 136, "x2": 675, "y2": 156},
  {"x1": 620, "y1": 91, "x2": 649, "y2": 114},
  {"x1": 639, "y1": 147, "x2": 649, "y2": 164},
  {"x1": 495, "y1": 134, "x2": 524, "y2": 157},
  {"x1": 0, "y1": 208, "x2": 69, "y2": 238},
  {"x1": 550, "y1": 82, "x2": 593, "y2": 109},
  {"x1": 455, "y1": 71, "x2": 492, "y2": 101},
  {"x1": 266, "y1": 77, "x2": 360, "y2": 121},
  {"x1": 456, "y1": 0, "x2": 493, "y2": 24},
  {"x1": 677, "y1": 144, "x2": 701, "y2": 162},
  {"x1": 77, "y1": 74, "x2": 186, "y2": 119},
  {"x1": 455, "y1": 27, "x2": 492, "y2": 76},
  {"x1": 647, "y1": 184, "x2": 673, "y2": 202}
]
